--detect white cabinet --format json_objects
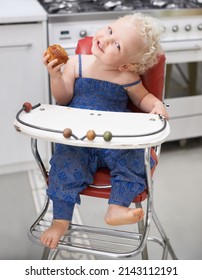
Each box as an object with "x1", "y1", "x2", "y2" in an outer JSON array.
[{"x1": 0, "y1": 22, "x2": 49, "y2": 174}]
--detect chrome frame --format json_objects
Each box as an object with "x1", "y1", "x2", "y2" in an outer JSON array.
[{"x1": 29, "y1": 138, "x2": 177, "y2": 260}]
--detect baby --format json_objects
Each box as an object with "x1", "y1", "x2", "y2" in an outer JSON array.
[{"x1": 41, "y1": 12, "x2": 168, "y2": 249}]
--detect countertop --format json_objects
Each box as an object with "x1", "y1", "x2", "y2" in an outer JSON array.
[{"x1": 0, "y1": 0, "x2": 47, "y2": 24}]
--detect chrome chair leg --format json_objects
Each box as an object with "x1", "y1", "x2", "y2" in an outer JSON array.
[
  {"x1": 31, "y1": 138, "x2": 48, "y2": 181},
  {"x1": 42, "y1": 247, "x2": 51, "y2": 260},
  {"x1": 136, "y1": 202, "x2": 149, "y2": 260},
  {"x1": 152, "y1": 209, "x2": 178, "y2": 260}
]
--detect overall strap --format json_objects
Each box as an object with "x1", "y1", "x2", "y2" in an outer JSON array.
[
  {"x1": 122, "y1": 79, "x2": 142, "y2": 88},
  {"x1": 78, "y1": 54, "x2": 82, "y2": 78}
]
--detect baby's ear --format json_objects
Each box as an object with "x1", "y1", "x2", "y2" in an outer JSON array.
[{"x1": 119, "y1": 63, "x2": 136, "y2": 72}]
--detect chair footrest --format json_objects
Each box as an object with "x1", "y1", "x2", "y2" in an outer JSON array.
[
  {"x1": 29, "y1": 218, "x2": 147, "y2": 258},
  {"x1": 28, "y1": 198, "x2": 176, "y2": 259}
]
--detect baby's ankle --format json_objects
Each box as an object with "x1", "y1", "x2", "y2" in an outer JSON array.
[{"x1": 52, "y1": 219, "x2": 69, "y2": 230}]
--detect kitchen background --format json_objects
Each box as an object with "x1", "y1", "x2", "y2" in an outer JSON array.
[{"x1": 0, "y1": 0, "x2": 202, "y2": 260}]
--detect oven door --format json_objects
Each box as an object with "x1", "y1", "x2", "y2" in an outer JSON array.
[{"x1": 162, "y1": 40, "x2": 202, "y2": 141}]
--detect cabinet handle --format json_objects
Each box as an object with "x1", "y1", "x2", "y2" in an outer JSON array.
[
  {"x1": 0, "y1": 43, "x2": 32, "y2": 49},
  {"x1": 165, "y1": 45, "x2": 201, "y2": 53}
]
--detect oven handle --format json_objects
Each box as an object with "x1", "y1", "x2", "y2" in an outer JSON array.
[
  {"x1": 0, "y1": 43, "x2": 32, "y2": 49},
  {"x1": 164, "y1": 44, "x2": 201, "y2": 53}
]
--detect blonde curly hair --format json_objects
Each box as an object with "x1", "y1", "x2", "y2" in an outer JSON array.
[{"x1": 121, "y1": 12, "x2": 163, "y2": 75}]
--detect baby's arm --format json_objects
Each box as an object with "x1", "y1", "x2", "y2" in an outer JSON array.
[
  {"x1": 127, "y1": 82, "x2": 169, "y2": 119},
  {"x1": 43, "y1": 54, "x2": 77, "y2": 105},
  {"x1": 140, "y1": 93, "x2": 169, "y2": 119}
]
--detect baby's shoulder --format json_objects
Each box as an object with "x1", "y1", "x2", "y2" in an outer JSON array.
[{"x1": 120, "y1": 70, "x2": 140, "y2": 85}]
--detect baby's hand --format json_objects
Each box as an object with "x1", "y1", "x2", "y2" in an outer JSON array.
[
  {"x1": 150, "y1": 101, "x2": 169, "y2": 120},
  {"x1": 43, "y1": 53, "x2": 64, "y2": 79}
]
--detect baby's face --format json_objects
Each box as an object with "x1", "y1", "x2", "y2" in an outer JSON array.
[{"x1": 92, "y1": 18, "x2": 145, "y2": 68}]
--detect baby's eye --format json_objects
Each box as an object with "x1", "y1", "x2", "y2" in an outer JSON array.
[
  {"x1": 108, "y1": 26, "x2": 112, "y2": 35},
  {"x1": 115, "y1": 42, "x2": 120, "y2": 50}
]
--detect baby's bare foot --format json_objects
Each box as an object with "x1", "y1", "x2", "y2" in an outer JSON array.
[
  {"x1": 105, "y1": 205, "x2": 144, "y2": 226},
  {"x1": 40, "y1": 219, "x2": 69, "y2": 249}
]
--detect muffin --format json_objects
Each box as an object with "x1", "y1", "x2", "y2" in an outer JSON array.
[{"x1": 45, "y1": 44, "x2": 69, "y2": 66}]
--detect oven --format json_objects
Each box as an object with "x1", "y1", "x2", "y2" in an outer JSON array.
[
  {"x1": 161, "y1": 11, "x2": 202, "y2": 142},
  {"x1": 37, "y1": 0, "x2": 202, "y2": 142}
]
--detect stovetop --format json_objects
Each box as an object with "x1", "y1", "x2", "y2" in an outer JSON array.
[{"x1": 38, "y1": 0, "x2": 202, "y2": 15}]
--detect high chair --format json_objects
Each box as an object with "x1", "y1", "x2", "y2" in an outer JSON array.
[{"x1": 14, "y1": 37, "x2": 177, "y2": 260}]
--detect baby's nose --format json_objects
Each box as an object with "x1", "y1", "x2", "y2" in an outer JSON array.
[{"x1": 103, "y1": 37, "x2": 113, "y2": 46}]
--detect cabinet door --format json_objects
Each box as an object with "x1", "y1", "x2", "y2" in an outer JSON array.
[{"x1": 0, "y1": 23, "x2": 49, "y2": 173}]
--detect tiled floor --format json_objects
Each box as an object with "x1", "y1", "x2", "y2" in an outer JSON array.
[{"x1": 0, "y1": 138, "x2": 202, "y2": 260}]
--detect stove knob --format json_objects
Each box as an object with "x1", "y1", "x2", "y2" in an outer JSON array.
[
  {"x1": 80, "y1": 30, "x2": 87, "y2": 38},
  {"x1": 197, "y1": 24, "x2": 202, "y2": 31},
  {"x1": 172, "y1": 25, "x2": 179, "y2": 32},
  {"x1": 185, "y1": 24, "x2": 192, "y2": 32}
]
